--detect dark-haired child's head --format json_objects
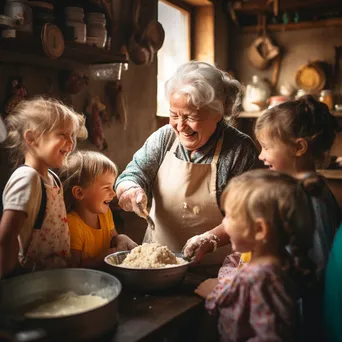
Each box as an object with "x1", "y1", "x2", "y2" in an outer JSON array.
[{"x1": 255, "y1": 95, "x2": 338, "y2": 173}]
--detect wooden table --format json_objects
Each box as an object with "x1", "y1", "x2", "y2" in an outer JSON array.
[{"x1": 108, "y1": 273, "x2": 213, "y2": 342}]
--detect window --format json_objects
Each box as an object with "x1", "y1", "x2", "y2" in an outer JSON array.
[{"x1": 157, "y1": 0, "x2": 191, "y2": 117}]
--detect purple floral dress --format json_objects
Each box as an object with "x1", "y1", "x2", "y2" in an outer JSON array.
[{"x1": 206, "y1": 262, "x2": 296, "y2": 342}]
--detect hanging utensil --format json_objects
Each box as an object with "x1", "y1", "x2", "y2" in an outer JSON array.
[
  {"x1": 139, "y1": 20, "x2": 165, "y2": 64},
  {"x1": 136, "y1": 201, "x2": 155, "y2": 230},
  {"x1": 127, "y1": 0, "x2": 151, "y2": 65},
  {"x1": 140, "y1": 20, "x2": 165, "y2": 52},
  {"x1": 0, "y1": 116, "x2": 7, "y2": 143}
]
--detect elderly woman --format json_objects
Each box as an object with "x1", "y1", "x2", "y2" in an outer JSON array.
[{"x1": 116, "y1": 61, "x2": 259, "y2": 272}]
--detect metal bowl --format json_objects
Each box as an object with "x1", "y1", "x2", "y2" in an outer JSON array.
[
  {"x1": 104, "y1": 251, "x2": 192, "y2": 292},
  {"x1": 0, "y1": 268, "x2": 122, "y2": 341}
]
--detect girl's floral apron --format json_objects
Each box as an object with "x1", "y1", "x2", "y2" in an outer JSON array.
[{"x1": 20, "y1": 172, "x2": 70, "y2": 270}]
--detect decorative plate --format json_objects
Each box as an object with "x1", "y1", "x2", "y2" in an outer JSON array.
[{"x1": 41, "y1": 23, "x2": 64, "y2": 59}]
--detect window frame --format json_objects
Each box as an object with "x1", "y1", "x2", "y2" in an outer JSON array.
[{"x1": 156, "y1": 0, "x2": 194, "y2": 119}]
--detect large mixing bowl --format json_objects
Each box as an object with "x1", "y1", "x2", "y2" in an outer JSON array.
[
  {"x1": 0, "y1": 268, "x2": 122, "y2": 341},
  {"x1": 104, "y1": 251, "x2": 192, "y2": 292}
]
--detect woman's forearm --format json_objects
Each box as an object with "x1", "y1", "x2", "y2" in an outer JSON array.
[
  {"x1": 209, "y1": 223, "x2": 230, "y2": 247},
  {"x1": 116, "y1": 181, "x2": 140, "y2": 200}
]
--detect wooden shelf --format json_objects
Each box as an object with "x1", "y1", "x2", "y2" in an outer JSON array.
[
  {"x1": 241, "y1": 17, "x2": 342, "y2": 33},
  {"x1": 239, "y1": 110, "x2": 342, "y2": 118},
  {"x1": 232, "y1": 0, "x2": 340, "y2": 14},
  {"x1": 318, "y1": 169, "x2": 342, "y2": 180},
  {"x1": 0, "y1": 33, "x2": 127, "y2": 70},
  {"x1": 238, "y1": 111, "x2": 264, "y2": 118}
]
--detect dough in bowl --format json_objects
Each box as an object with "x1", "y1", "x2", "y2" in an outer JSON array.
[{"x1": 121, "y1": 243, "x2": 186, "y2": 268}]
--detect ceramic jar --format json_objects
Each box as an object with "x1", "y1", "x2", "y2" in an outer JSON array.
[
  {"x1": 65, "y1": 7, "x2": 86, "y2": 43},
  {"x1": 5, "y1": 0, "x2": 32, "y2": 33},
  {"x1": 243, "y1": 75, "x2": 271, "y2": 112},
  {"x1": 86, "y1": 12, "x2": 107, "y2": 48}
]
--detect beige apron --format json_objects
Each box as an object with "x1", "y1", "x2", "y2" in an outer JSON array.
[{"x1": 144, "y1": 137, "x2": 231, "y2": 266}]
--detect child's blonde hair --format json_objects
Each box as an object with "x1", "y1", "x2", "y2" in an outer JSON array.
[
  {"x1": 221, "y1": 169, "x2": 320, "y2": 277},
  {"x1": 6, "y1": 97, "x2": 83, "y2": 167},
  {"x1": 255, "y1": 95, "x2": 338, "y2": 167},
  {"x1": 60, "y1": 150, "x2": 118, "y2": 212}
]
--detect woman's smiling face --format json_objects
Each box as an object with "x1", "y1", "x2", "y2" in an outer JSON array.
[{"x1": 169, "y1": 93, "x2": 221, "y2": 151}]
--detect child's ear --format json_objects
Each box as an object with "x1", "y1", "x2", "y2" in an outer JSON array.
[
  {"x1": 23, "y1": 130, "x2": 36, "y2": 146},
  {"x1": 72, "y1": 186, "x2": 84, "y2": 200},
  {"x1": 254, "y1": 217, "x2": 269, "y2": 241},
  {"x1": 295, "y1": 138, "x2": 308, "y2": 157}
]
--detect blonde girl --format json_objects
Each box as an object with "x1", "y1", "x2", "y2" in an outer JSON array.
[
  {"x1": 0, "y1": 97, "x2": 82, "y2": 278},
  {"x1": 60, "y1": 150, "x2": 137, "y2": 268},
  {"x1": 196, "y1": 169, "x2": 318, "y2": 341}
]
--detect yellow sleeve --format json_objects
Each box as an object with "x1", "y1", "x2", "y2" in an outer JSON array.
[
  {"x1": 67, "y1": 212, "x2": 84, "y2": 251},
  {"x1": 105, "y1": 209, "x2": 117, "y2": 237},
  {"x1": 240, "y1": 252, "x2": 252, "y2": 264}
]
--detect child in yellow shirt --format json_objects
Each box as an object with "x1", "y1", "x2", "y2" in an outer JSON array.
[{"x1": 60, "y1": 150, "x2": 137, "y2": 268}]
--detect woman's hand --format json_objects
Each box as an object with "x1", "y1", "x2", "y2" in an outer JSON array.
[
  {"x1": 194, "y1": 278, "x2": 218, "y2": 299},
  {"x1": 113, "y1": 234, "x2": 138, "y2": 251},
  {"x1": 183, "y1": 232, "x2": 220, "y2": 263},
  {"x1": 117, "y1": 182, "x2": 148, "y2": 216}
]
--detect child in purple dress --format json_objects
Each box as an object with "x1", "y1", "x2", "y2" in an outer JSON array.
[{"x1": 195, "y1": 169, "x2": 318, "y2": 342}]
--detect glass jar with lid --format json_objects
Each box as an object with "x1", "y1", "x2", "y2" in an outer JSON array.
[{"x1": 319, "y1": 89, "x2": 333, "y2": 111}]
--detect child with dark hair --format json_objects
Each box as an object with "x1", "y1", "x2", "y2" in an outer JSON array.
[{"x1": 255, "y1": 95, "x2": 341, "y2": 274}]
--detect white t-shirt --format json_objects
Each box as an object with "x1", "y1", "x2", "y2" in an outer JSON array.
[{"x1": 2, "y1": 166, "x2": 56, "y2": 259}]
